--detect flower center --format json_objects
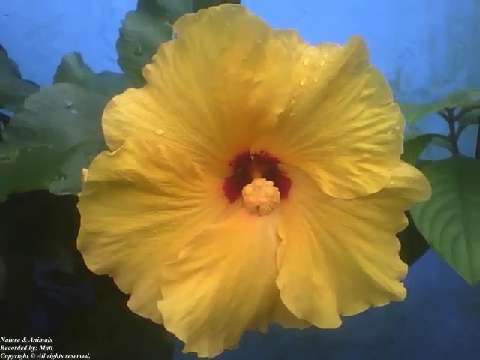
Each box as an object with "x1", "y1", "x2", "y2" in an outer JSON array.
[
  {"x1": 242, "y1": 178, "x2": 280, "y2": 216},
  {"x1": 223, "y1": 151, "x2": 291, "y2": 204}
]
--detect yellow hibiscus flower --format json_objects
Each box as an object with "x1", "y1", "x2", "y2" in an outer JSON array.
[{"x1": 77, "y1": 4, "x2": 431, "y2": 358}]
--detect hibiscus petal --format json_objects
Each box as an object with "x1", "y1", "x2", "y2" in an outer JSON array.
[
  {"x1": 102, "y1": 87, "x2": 161, "y2": 151},
  {"x1": 259, "y1": 37, "x2": 404, "y2": 199},
  {"x1": 276, "y1": 162, "x2": 431, "y2": 327},
  {"x1": 134, "y1": 5, "x2": 306, "y2": 175},
  {"x1": 157, "y1": 209, "x2": 281, "y2": 358},
  {"x1": 77, "y1": 135, "x2": 227, "y2": 324}
]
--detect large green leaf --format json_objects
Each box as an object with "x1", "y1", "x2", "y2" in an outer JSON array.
[
  {"x1": 410, "y1": 157, "x2": 480, "y2": 285},
  {"x1": 400, "y1": 89, "x2": 480, "y2": 124},
  {"x1": 54, "y1": 52, "x2": 129, "y2": 98},
  {"x1": 0, "y1": 83, "x2": 107, "y2": 201},
  {"x1": 116, "y1": 8, "x2": 174, "y2": 86},
  {"x1": 0, "y1": 45, "x2": 39, "y2": 111}
]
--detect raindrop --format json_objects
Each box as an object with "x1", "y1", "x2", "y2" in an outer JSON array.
[
  {"x1": 300, "y1": 80, "x2": 306, "y2": 87},
  {"x1": 70, "y1": 109, "x2": 79, "y2": 115},
  {"x1": 154, "y1": 129, "x2": 164, "y2": 136},
  {"x1": 64, "y1": 100, "x2": 73, "y2": 109}
]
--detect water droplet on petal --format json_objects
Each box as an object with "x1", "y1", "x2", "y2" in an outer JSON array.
[
  {"x1": 64, "y1": 100, "x2": 73, "y2": 109},
  {"x1": 154, "y1": 129, "x2": 164, "y2": 136},
  {"x1": 300, "y1": 80, "x2": 306, "y2": 87}
]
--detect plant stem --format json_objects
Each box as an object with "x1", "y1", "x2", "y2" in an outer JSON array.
[{"x1": 439, "y1": 108, "x2": 460, "y2": 155}]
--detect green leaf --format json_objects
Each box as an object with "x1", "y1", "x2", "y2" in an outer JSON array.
[
  {"x1": 402, "y1": 134, "x2": 452, "y2": 165},
  {"x1": 136, "y1": 0, "x2": 241, "y2": 19},
  {"x1": 0, "y1": 45, "x2": 39, "y2": 111},
  {"x1": 400, "y1": 88, "x2": 480, "y2": 124},
  {"x1": 430, "y1": 135, "x2": 455, "y2": 153},
  {"x1": 0, "y1": 83, "x2": 107, "y2": 201},
  {"x1": 116, "y1": 10, "x2": 173, "y2": 86},
  {"x1": 194, "y1": 0, "x2": 240, "y2": 11},
  {"x1": 54, "y1": 52, "x2": 128, "y2": 98},
  {"x1": 402, "y1": 134, "x2": 436, "y2": 165},
  {"x1": 410, "y1": 157, "x2": 480, "y2": 285},
  {"x1": 137, "y1": 0, "x2": 194, "y2": 22}
]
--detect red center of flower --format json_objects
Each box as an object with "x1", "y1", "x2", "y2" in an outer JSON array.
[{"x1": 223, "y1": 151, "x2": 292, "y2": 203}]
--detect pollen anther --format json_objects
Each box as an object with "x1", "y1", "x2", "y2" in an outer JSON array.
[{"x1": 241, "y1": 178, "x2": 281, "y2": 216}]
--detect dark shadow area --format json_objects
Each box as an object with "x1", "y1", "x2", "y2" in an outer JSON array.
[{"x1": 0, "y1": 191, "x2": 174, "y2": 360}]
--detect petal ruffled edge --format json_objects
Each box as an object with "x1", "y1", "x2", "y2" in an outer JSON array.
[{"x1": 276, "y1": 161, "x2": 430, "y2": 328}]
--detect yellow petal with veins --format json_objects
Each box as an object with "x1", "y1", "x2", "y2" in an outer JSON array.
[
  {"x1": 77, "y1": 135, "x2": 227, "y2": 324},
  {"x1": 276, "y1": 162, "x2": 431, "y2": 327},
  {"x1": 104, "y1": 5, "x2": 307, "y2": 177},
  {"x1": 256, "y1": 37, "x2": 404, "y2": 199},
  {"x1": 157, "y1": 209, "x2": 280, "y2": 358}
]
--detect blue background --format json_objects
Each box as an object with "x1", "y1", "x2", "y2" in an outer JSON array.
[{"x1": 1, "y1": 1, "x2": 479, "y2": 359}]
